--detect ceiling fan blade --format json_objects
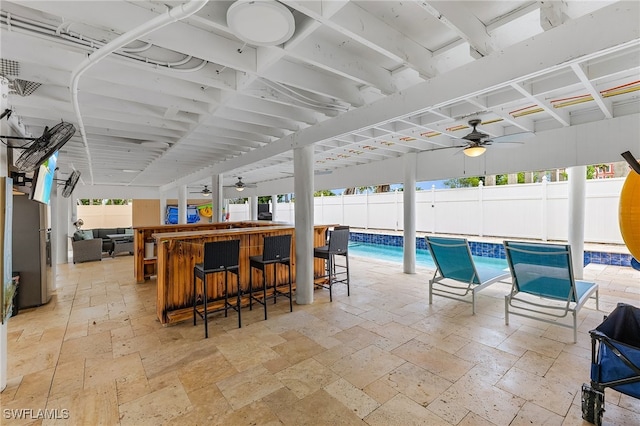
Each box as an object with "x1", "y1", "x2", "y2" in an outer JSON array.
[{"x1": 491, "y1": 131, "x2": 534, "y2": 144}]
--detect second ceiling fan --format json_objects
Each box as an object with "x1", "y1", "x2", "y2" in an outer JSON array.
[
  {"x1": 190, "y1": 185, "x2": 211, "y2": 196},
  {"x1": 454, "y1": 119, "x2": 533, "y2": 157},
  {"x1": 225, "y1": 177, "x2": 257, "y2": 192}
]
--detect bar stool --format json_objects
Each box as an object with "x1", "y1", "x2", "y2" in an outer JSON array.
[
  {"x1": 249, "y1": 234, "x2": 293, "y2": 320},
  {"x1": 193, "y1": 239, "x2": 241, "y2": 338},
  {"x1": 314, "y1": 226, "x2": 350, "y2": 302}
]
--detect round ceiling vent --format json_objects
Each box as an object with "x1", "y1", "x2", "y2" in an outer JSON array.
[{"x1": 227, "y1": 0, "x2": 295, "y2": 47}]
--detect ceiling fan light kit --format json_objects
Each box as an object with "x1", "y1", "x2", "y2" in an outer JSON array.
[{"x1": 463, "y1": 146, "x2": 487, "y2": 157}]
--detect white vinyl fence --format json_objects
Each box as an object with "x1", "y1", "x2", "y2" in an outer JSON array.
[
  {"x1": 80, "y1": 178, "x2": 626, "y2": 244},
  {"x1": 241, "y1": 178, "x2": 625, "y2": 244}
]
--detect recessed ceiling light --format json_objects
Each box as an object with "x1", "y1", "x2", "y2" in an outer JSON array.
[
  {"x1": 227, "y1": 0, "x2": 295, "y2": 47},
  {"x1": 122, "y1": 169, "x2": 141, "y2": 173}
]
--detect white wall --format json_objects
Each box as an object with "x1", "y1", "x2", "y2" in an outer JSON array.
[{"x1": 76, "y1": 204, "x2": 132, "y2": 229}]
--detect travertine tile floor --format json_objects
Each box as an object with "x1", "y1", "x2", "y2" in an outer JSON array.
[{"x1": 2, "y1": 255, "x2": 639, "y2": 425}]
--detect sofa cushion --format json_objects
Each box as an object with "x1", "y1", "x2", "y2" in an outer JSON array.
[{"x1": 74, "y1": 230, "x2": 94, "y2": 240}]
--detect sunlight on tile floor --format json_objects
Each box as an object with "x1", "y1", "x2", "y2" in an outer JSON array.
[{"x1": 2, "y1": 255, "x2": 639, "y2": 425}]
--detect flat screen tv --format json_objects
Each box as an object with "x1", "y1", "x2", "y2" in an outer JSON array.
[{"x1": 30, "y1": 151, "x2": 58, "y2": 205}]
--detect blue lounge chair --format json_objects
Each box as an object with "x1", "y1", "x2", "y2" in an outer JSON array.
[
  {"x1": 503, "y1": 240, "x2": 599, "y2": 343},
  {"x1": 425, "y1": 236, "x2": 510, "y2": 314}
]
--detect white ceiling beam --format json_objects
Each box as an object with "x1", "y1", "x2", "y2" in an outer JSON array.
[
  {"x1": 511, "y1": 82, "x2": 570, "y2": 127},
  {"x1": 465, "y1": 97, "x2": 534, "y2": 132},
  {"x1": 261, "y1": 60, "x2": 364, "y2": 107},
  {"x1": 223, "y1": 95, "x2": 319, "y2": 125},
  {"x1": 570, "y1": 63, "x2": 613, "y2": 119},
  {"x1": 0, "y1": 20, "x2": 237, "y2": 93},
  {"x1": 285, "y1": 1, "x2": 436, "y2": 78},
  {"x1": 415, "y1": 1, "x2": 497, "y2": 58},
  {"x1": 486, "y1": 2, "x2": 540, "y2": 32},
  {"x1": 539, "y1": 0, "x2": 568, "y2": 31},
  {"x1": 215, "y1": 108, "x2": 300, "y2": 132},
  {"x1": 19, "y1": 0, "x2": 256, "y2": 73},
  {"x1": 287, "y1": 38, "x2": 396, "y2": 94},
  {"x1": 201, "y1": 116, "x2": 288, "y2": 139},
  {"x1": 161, "y1": 0, "x2": 639, "y2": 191},
  {"x1": 190, "y1": 125, "x2": 273, "y2": 145},
  {"x1": 182, "y1": 136, "x2": 262, "y2": 150}
]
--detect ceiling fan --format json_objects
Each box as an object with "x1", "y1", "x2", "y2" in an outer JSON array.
[
  {"x1": 190, "y1": 185, "x2": 211, "y2": 196},
  {"x1": 225, "y1": 177, "x2": 257, "y2": 192},
  {"x1": 454, "y1": 119, "x2": 532, "y2": 157}
]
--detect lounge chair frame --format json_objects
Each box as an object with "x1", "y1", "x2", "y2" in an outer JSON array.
[
  {"x1": 426, "y1": 236, "x2": 510, "y2": 314},
  {"x1": 503, "y1": 240, "x2": 599, "y2": 343}
]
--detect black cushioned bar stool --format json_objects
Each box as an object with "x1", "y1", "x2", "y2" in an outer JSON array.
[
  {"x1": 193, "y1": 239, "x2": 240, "y2": 338},
  {"x1": 249, "y1": 234, "x2": 293, "y2": 320},
  {"x1": 314, "y1": 226, "x2": 350, "y2": 302}
]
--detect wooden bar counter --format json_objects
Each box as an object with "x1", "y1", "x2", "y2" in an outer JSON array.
[
  {"x1": 150, "y1": 222, "x2": 330, "y2": 325},
  {"x1": 133, "y1": 221, "x2": 270, "y2": 283}
]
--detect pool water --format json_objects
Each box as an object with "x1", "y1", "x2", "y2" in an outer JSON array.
[{"x1": 348, "y1": 242, "x2": 508, "y2": 269}]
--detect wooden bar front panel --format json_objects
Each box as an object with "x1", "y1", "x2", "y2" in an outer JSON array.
[
  {"x1": 133, "y1": 221, "x2": 286, "y2": 283},
  {"x1": 154, "y1": 225, "x2": 330, "y2": 324}
]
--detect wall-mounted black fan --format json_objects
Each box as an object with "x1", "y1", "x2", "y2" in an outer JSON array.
[
  {"x1": 61, "y1": 170, "x2": 81, "y2": 198},
  {"x1": 0, "y1": 120, "x2": 76, "y2": 172}
]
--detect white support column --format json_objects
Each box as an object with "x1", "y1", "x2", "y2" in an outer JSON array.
[
  {"x1": 541, "y1": 176, "x2": 548, "y2": 241},
  {"x1": 294, "y1": 145, "x2": 314, "y2": 304},
  {"x1": 478, "y1": 180, "x2": 484, "y2": 237},
  {"x1": 178, "y1": 185, "x2": 187, "y2": 224},
  {"x1": 394, "y1": 189, "x2": 399, "y2": 231},
  {"x1": 159, "y1": 191, "x2": 167, "y2": 225},
  {"x1": 0, "y1": 76, "x2": 9, "y2": 392},
  {"x1": 568, "y1": 166, "x2": 586, "y2": 279},
  {"x1": 212, "y1": 174, "x2": 223, "y2": 223},
  {"x1": 403, "y1": 153, "x2": 417, "y2": 274},
  {"x1": 71, "y1": 197, "x2": 78, "y2": 224},
  {"x1": 54, "y1": 188, "x2": 70, "y2": 264},
  {"x1": 365, "y1": 192, "x2": 369, "y2": 229},
  {"x1": 250, "y1": 195, "x2": 258, "y2": 220},
  {"x1": 271, "y1": 194, "x2": 278, "y2": 222},
  {"x1": 431, "y1": 184, "x2": 436, "y2": 233}
]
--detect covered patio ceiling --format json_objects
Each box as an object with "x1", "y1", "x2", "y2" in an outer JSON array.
[{"x1": 1, "y1": 1, "x2": 639, "y2": 199}]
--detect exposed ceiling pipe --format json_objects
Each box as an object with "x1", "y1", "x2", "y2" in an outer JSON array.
[{"x1": 69, "y1": 0, "x2": 209, "y2": 184}]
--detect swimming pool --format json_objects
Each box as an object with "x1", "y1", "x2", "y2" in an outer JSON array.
[{"x1": 348, "y1": 241, "x2": 508, "y2": 269}]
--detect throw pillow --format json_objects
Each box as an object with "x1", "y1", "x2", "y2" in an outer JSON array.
[
  {"x1": 81, "y1": 230, "x2": 94, "y2": 240},
  {"x1": 73, "y1": 231, "x2": 83, "y2": 241}
]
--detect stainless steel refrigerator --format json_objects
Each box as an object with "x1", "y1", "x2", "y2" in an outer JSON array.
[{"x1": 12, "y1": 195, "x2": 52, "y2": 308}]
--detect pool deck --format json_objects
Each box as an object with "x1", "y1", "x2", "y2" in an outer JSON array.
[{"x1": 3, "y1": 255, "x2": 639, "y2": 425}]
